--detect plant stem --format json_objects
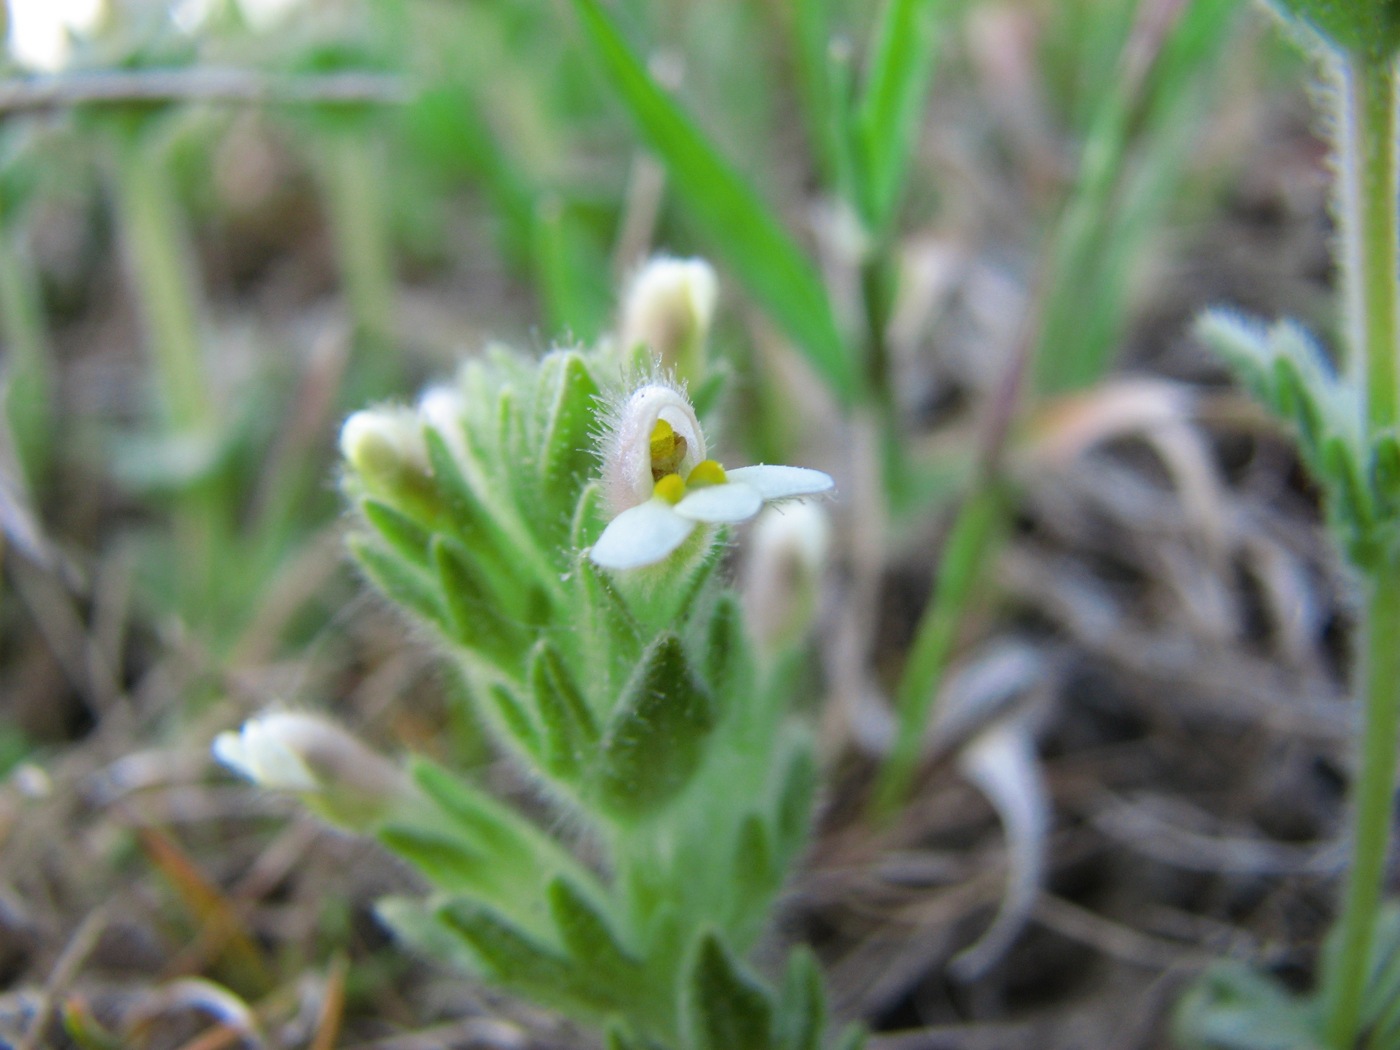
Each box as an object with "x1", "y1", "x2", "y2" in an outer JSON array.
[
  {"x1": 1324, "y1": 50, "x2": 1400, "y2": 1050},
  {"x1": 873, "y1": 482, "x2": 1004, "y2": 815},
  {"x1": 111, "y1": 129, "x2": 212, "y2": 433},
  {"x1": 110, "y1": 127, "x2": 218, "y2": 618},
  {"x1": 0, "y1": 222, "x2": 54, "y2": 486},
  {"x1": 1347, "y1": 55, "x2": 1400, "y2": 432},
  {"x1": 1327, "y1": 562, "x2": 1400, "y2": 1049},
  {"x1": 319, "y1": 127, "x2": 398, "y2": 391}
]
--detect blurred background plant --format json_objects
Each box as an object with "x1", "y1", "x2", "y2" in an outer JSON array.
[{"x1": 0, "y1": 0, "x2": 1372, "y2": 1047}]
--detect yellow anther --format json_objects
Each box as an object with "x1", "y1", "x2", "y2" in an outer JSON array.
[
  {"x1": 686, "y1": 459, "x2": 727, "y2": 488},
  {"x1": 650, "y1": 417, "x2": 688, "y2": 479},
  {"x1": 654, "y1": 473, "x2": 686, "y2": 504}
]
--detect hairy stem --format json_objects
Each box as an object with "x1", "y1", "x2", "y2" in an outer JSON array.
[
  {"x1": 1327, "y1": 562, "x2": 1400, "y2": 1049},
  {"x1": 1347, "y1": 56, "x2": 1400, "y2": 431},
  {"x1": 1324, "y1": 49, "x2": 1400, "y2": 1050}
]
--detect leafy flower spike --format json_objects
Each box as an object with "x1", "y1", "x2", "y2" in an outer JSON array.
[{"x1": 591, "y1": 380, "x2": 833, "y2": 570}]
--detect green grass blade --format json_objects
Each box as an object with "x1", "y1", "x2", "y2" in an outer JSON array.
[
  {"x1": 569, "y1": 0, "x2": 858, "y2": 404},
  {"x1": 853, "y1": 0, "x2": 941, "y2": 231}
]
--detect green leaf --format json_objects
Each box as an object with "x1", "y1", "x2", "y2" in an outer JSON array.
[
  {"x1": 440, "y1": 900, "x2": 633, "y2": 1024},
  {"x1": 1172, "y1": 961, "x2": 1322, "y2": 1050},
  {"x1": 547, "y1": 877, "x2": 642, "y2": 981},
  {"x1": 377, "y1": 824, "x2": 495, "y2": 894},
  {"x1": 1373, "y1": 430, "x2": 1400, "y2": 511},
  {"x1": 348, "y1": 535, "x2": 449, "y2": 632},
  {"x1": 775, "y1": 743, "x2": 817, "y2": 861},
  {"x1": 497, "y1": 385, "x2": 527, "y2": 473},
  {"x1": 433, "y1": 536, "x2": 524, "y2": 661},
  {"x1": 1266, "y1": 0, "x2": 1400, "y2": 59},
  {"x1": 593, "y1": 633, "x2": 717, "y2": 819},
  {"x1": 439, "y1": 900, "x2": 576, "y2": 996},
  {"x1": 688, "y1": 932, "x2": 775, "y2": 1050},
  {"x1": 732, "y1": 813, "x2": 777, "y2": 918},
  {"x1": 1361, "y1": 905, "x2": 1400, "y2": 1037},
  {"x1": 361, "y1": 498, "x2": 433, "y2": 566},
  {"x1": 374, "y1": 896, "x2": 481, "y2": 974},
  {"x1": 536, "y1": 350, "x2": 602, "y2": 512},
  {"x1": 568, "y1": 0, "x2": 857, "y2": 403},
  {"x1": 1323, "y1": 433, "x2": 1374, "y2": 532},
  {"x1": 791, "y1": 0, "x2": 840, "y2": 183},
  {"x1": 570, "y1": 480, "x2": 609, "y2": 550},
  {"x1": 833, "y1": 1023, "x2": 869, "y2": 1050},
  {"x1": 853, "y1": 0, "x2": 941, "y2": 230},
  {"x1": 1196, "y1": 311, "x2": 1273, "y2": 403},
  {"x1": 578, "y1": 557, "x2": 645, "y2": 694},
  {"x1": 423, "y1": 425, "x2": 503, "y2": 556},
  {"x1": 486, "y1": 683, "x2": 545, "y2": 760},
  {"x1": 704, "y1": 592, "x2": 743, "y2": 707},
  {"x1": 777, "y1": 948, "x2": 827, "y2": 1050},
  {"x1": 409, "y1": 758, "x2": 545, "y2": 879},
  {"x1": 533, "y1": 196, "x2": 612, "y2": 343},
  {"x1": 530, "y1": 639, "x2": 600, "y2": 780}
]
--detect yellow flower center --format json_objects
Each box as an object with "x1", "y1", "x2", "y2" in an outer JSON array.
[
  {"x1": 650, "y1": 419, "x2": 688, "y2": 481},
  {"x1": 654, "y1": 473, "x2": 687, "y2": 504},
  {"x1": 686, "y1": 460, "x2": 727, "y2": 487},
  {"x1": 652, "y1": 459, "x2": 727, "y2": 505}
]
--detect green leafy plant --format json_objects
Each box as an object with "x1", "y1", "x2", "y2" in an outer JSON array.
[
  {"x1": 216, "y1": 273, "x2": 857, "y2": 1047},
  {"x1": 1176, "y1": 3, "x2": 1400, "y2": 1047}
]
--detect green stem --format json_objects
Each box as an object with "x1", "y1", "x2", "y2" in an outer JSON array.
[
  {"x1": 0, "y1": 223, "x2": 54, "y2": 486},
  {"x1": 1325, "y1": 51, "x2": 1400, "y2": 1050},
  {"x1": 110, "y1": 127, "x2": 219, "y2": 621},
  {"x1": 111, "y1": 129, "x2": 212, "y2": 433},
  {"x1": 1326, "y1": 562, "x2": 1400, "y2": 1049},
  {"x1": 873, "y1": 483, "x2": 1004, "y2": 815},
  {"x1": 319, "y1": 127, "x2": 398, "y2": 391},
  {"x1": 1347, "y1": 55, "x2": 1400, "y2": 432}
]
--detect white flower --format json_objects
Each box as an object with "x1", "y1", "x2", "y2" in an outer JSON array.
[
  {"x1": 742, "y1": 501, "x2": 833, "y2": 652},
  {"x1": 590, "y1": 381, "x2": 833, "y2": 570},
  {"x1": 619, "y1": 256, "x2": 719, "y2": 376},
  {"x1": 214, "y1": 712, "x2": 320, "y2": 791},
  {"x1": 213, "y1": 711, "x2": 407, "y2": 809}
]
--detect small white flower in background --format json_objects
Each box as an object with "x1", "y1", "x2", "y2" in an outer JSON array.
[
  {"x1": 590, "y1": 380, "x2": 833, "y2": 571},
  {"x1": 742, "y1": 501, "x2": 833, "y2": 653},
  {"x1": 619, "y1": 257, "x2": 718, "y2": 379},
  {"x1": 340, "y1": 406, "x2": 428, "y2": 489},
  {"x1": 214, "y1": 712, "x2": 409, "y2": 828}
]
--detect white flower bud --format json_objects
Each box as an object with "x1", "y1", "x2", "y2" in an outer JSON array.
[
  {"x1": 339, "y1": 407, "x2": 427, "y2": 491},
  {"x1": 742, "y1": 502, "x2": 832, "y2": 653},
  {"x1": 214, "y1": 712, "x2": 409, "y2": 830},
  {"x1": 619, "y1": 257, "x2": 718, "y2": 381}
]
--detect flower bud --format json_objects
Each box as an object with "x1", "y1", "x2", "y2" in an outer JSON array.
[
  {"x1": 619, "y1": 257, "x2": 718, "y2": 384},
  {"x1": 213, "y1": 711, "x2": 410, "y2": 831},
  {"x1": 340, "y1": 406, "x2": 428, "y2": 495},
  {"x1": 742, "y1": 501, "x2": 832, "y2": 654}
]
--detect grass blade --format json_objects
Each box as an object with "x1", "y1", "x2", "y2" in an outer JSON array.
[
  {"x1": 854, "y1": 0, "x2": 941, "y2": 231},
  {"x1": 569, "y1": 0, "x2": 858, "y2": 404}
]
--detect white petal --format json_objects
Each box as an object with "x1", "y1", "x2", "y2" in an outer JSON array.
[
  {"x1": 212, "y1": 731, "x2": 253, "y2": 779},
  {"x1": 589, "y1": 499, "x2": 697, "y2": 569},
  {"x1": 724, "y1": 464, "x2": 833, "y2": 501},
  {"x1": 674, "y1": 481, "x2": 763, "y2": 523},
  {"x1": 215, "y1": 720, "x2": 318, "y2": 791}
]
